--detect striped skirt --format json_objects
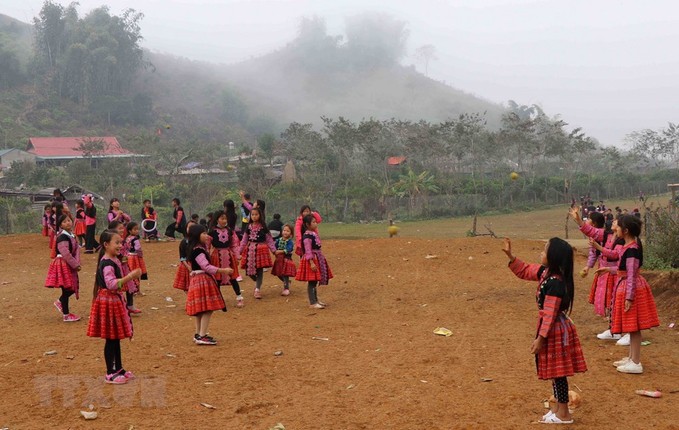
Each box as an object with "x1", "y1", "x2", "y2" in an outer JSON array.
[
  {"x1": 241, "y1": 243, "x2": 273, "y2": 276},
  {"x1": 87, "y1": 289, "x2": 133, "y2": 339},
  {"x1": 121, "y1": 260, "x2": 138, "y2": 294},
  {"x1": 127, "y1": 255, "x2": 148, "y2": 280},
  {"x1": 296, "y1": 252, "x2": 333, "y2": 285},
  {"x1": 173, "y1": 263, "x2": 190, "y2": 292},
  {"x1": 44, "y1": 257, "x2": 79, "y2": 297},
  {"x1": 611, "y1": 274, "x2": 659, "y2": 334},
  {"x1": 211, "y1": 248, "x2": 238, "y2": 285},
  {"x1": 271, "y1": 254, "x2": 297, "y2": 277},
  {"x1": 185, "y1": 272, "x2": 226, "y2": 316},
  {"x1": 535, "y1": 313, "x2": 587, "y2": 380}
]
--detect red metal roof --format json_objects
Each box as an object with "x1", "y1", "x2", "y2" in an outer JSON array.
[
  {"x1": 387, "y1": 156, "x2": 407, "y2": 166},
  {"x1": 27, "y1": 137, "x2": 131, "y2": 158}
]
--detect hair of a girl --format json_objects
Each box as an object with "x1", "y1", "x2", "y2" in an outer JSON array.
[
  {"x1": 108, "y1": 198, "x2": 119, "y2": 212},
  {"x1": 618, "y1": 214, "x2": 643, "y2": 266},
  {"x1": 211, "y1": 210, "x2": 227, "y2": 230},
  {"x1": 255, "y1": 199, "x2": 266, "y2": 213},
  {"x1": 172, "y1": 197, "x2": 180, "y2": 206},
  {"x1": 44, "y1": 204, "x2": 51, "y2": 211},
  {"x1": 57, "y1": 214, "x2": 70, "y2": 229},
  {"x1": 250, "y1": 207, "x2": 268, "y2": 229},
  {"x1": 126, "y1": 221, "x2": 138, "y2": 234},
  {"x1": 282, "y1": 224, "x2": 294, "y2": 237},
  {"x1": 589, "y1": 212, "x2": 605, "y2": 229},
  {"x1": 546, "y1": 237, "x2": 575, "y2": 315},
  {"x1": 52, "y1": 202, "x2": 64, "y2": 224},
  {"x1": 187, "y1": 223, "x2": 207, "y2": 253},
  {"x1": 94, "y1": 229, "x2": 118, "y2": 298},
  {"x1": 299, "y1": 205, "x2": 311, "y2": 216},
  {"x1": 75, "y1": 199, "x2": 84, "y2": 208},
  {"x1": 300, "y1": 215, "x2": 315, "y2": 253},
  {"x1": 223, "y1": 199, "x2": 237, "y2": 229},
  {"x1": 108, "y1": 220, "x2": 123, "y2": 230}
]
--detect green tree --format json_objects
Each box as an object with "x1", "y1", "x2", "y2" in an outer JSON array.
[
  {"x1": 257, "y1": 133, "x2": 275, "y2": 165},
  {"x1": 392, "y1": 168, "x2": 439, "y2": 216}
]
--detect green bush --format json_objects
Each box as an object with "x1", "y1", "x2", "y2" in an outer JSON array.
[{"x1": 644, "y1": 205, "x2": 679, "y2": 269}]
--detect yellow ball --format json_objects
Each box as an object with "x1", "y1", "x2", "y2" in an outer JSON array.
[
  {"x1": 388, "y1": 225, "x2": 399, "y2": 237},
  {"x1": 510, "y1": 172, "x2": 519, "y2": 180}
]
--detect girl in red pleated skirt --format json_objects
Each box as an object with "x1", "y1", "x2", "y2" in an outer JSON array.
[
  {"x1": 504, "y1": 237, "x2": 586, "y2": 425},
  {"x1": 209, "y1": 211, "x2": 244, "y2": 308},
  {"x1": 125, "y1": 222, "x2": 148, "y2": 282},
  {"x1": 74, "y1": 200, "x2": 87, "y2": 247},
  {"x1": 87, "y1": 229, "x2": 142, "y2": 385},
  {"x1": 44, "y1": 214, "x2": 82, "y2": 322},
  {"x1": 592, "y1": 215, "x2": 659, "y2": 374},
  {"x1": 238, "y1": 207, "x2": 276, "y2": 299},
  {"x1": 296, "y1": 215, "x2": 333, "y2": 309},
  {"x1": 185, "y1": 224, "x2": 232, "y2": 345}
]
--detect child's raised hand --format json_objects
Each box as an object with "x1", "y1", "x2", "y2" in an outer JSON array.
[
  {"x1": 502, "y1": 238, "x2": 513, "y2": 260},
  {"x1": 588, "y1": 237, "x2": 602, "y2": 251}
]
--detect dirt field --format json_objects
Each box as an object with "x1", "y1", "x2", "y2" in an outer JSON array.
[{"x1": 0, "y1": 210, "x2": 678, "y2": 429}]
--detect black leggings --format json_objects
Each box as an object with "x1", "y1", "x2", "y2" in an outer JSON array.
[
  {"x1": 230, "y1": 279, "x2": 241, "y2": 296},
  {"x1": 126, "y1": 292, "x2": 134, "y2": 307},
  {"x1": 85, "y1": 224, "x2": 98, "y2": 251},
  {"x1": 104, "y1": 339, "x2": 123, "y2": 375},
  {"x1": 307, "y1": 281, "x2": 319, "y2": 304},
  {"x1": 552, "y1": 377, "x2": 569, "y2": 404},
  {"x1": 278, "y1": 276, "x2": 290, "y2": 289},
  {"x1": 59, "y1": 287, "x2": 75, "y2": 315},
  {"x1": 250, "y1": 268, "x2": 264, "y2": 290}
]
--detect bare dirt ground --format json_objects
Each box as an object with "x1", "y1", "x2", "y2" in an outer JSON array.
[{"x1": 0, "y1": 216, "x2": 678, "y2": 429}]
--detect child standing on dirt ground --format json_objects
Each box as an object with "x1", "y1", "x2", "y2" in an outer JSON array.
[
  {"x1": 185, "y1": 224, "x2": 232, "y2": 345},
  {"x1": 271, "y1": 224, "x2": 296, "y2": 296},
  {"x1": 590, "y1": 215, "x2": 659, "y2": 374},
  {"x1": 295, "y1": 205, "x2": 322, "y2": 257},
  {"x1": 173, "y1": 221, "x2": 195, "y2": 292},
  {"x1": 503, "y1": 237, "x2": 587, "y2": 424},
  {"x1": 238, "y1": 207, "x2": 276, "y2": 299},
  {"x1": 45, "y1": 214, "x2": 82, "y2": 322},
  {"x1": 87, "y1": 229, "x2": 142, "y2": 384},
  {"x1": 74, "y1": 200, "x2": 87, "y2": 247},
  {"x1": 109, "y1": 221, "x2": 141, "y2": 315},
  {"x1": 126, "y1": 222, "x2": 148, "y2": 291},
  {"x1": 209, "y1": 211, "x2": 244, "y2": 308},
  {"x1": 296, "y1": 215, "x2": 333, "y2": 309}
]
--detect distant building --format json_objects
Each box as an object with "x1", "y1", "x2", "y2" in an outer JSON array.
[
  {"x1": 0, "y1": 148, "x2": 36, "y2": 173},
  {"x1": 387, "y1": 156, "x2": 407, "y2": 166},
  {"x1": 26, "y1": 136, "x2": 140, "y2": 166}
]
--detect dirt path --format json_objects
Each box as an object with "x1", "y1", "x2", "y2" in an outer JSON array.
[{"x1": 0, "y1": 234, "x2": 677, "y2": 429}]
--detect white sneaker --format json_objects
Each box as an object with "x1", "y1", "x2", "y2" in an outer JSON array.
[
  {"x1": 616, "y1": 333, "x2": 631, "y2": 346},
  {"x1": 613, "y1": 357, "x2": 630, "y2": 367},
  {"x1": 617, "y1": 360, "x2": 643, "y2": 374},
  {"x1": 597, "y1": 329, "x2": 622, "y2": 340}
]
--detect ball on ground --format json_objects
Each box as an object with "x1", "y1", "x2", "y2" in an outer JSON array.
[{"x1": 510, "y1": 172, "x2": 519, "y2": 180}]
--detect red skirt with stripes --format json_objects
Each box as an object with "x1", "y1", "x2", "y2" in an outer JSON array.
[
  {"x1": 74, "y1": 220, "x2": 86, "y2": 236},
  {"x1": 87, "y1": 289, "x2": 133, "y2": 339},
  {"x1": 240, "y1": 243, "x2": 273, "y2": 276},
  {"x1": 296, "y1": 252, "x2": 333, "y2": 285},
  {"x1": 44, "y1": 258, "x2": 79, "y2": 295},
  {"x1": 611, "y1": 274, "x2": 659, "y2": 334},
  {"x1": 49, "y1": 233, "x2": 57, "y2": 258},
  {"x1": 120, "y1": 260, "x2": 138, "y2": 294},
  {"x1": 271, "y1": 254, "x2": 297, "y2": 277},
  {"x1": 587, "y1": 273, "x2": 598, "y2": 305},
  {"x1": 211, "y1": 248, "x2": 238, "y2": 284},
  {"x1": 535, "y1": 314, "x2": 587, "y2": 380},
  {"x1": 42, "y1": 225, "x2": 48, "y2": 237},
  {"x1": 185, "y1": 273, "x2": 226, "y2": 316},
  {"x1": 127, "y1": 255, "x2": 148, "y2": 280},
  {"x1": 173, "y1": 263, "x2": 190, "y2": 291}
]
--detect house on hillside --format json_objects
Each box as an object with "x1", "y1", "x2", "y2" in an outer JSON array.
[
  {"x1": 0, "y1": 148, "x2": 36, "y2": 174},
  {"x1": 387, "y1": 156, "x2": 407, "y2": 167},
  {"x1": 26, "y1": 136, "x2": 141, "y2": 166}
]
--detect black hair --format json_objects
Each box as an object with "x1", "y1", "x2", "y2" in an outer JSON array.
[
  {"x1": 126, "y1": 222, "x2": 138, "y2": 234},
  {"x1": 172, "y1": 197, "x2": 181, "y2": 206},
  {"x1": 299, "y1": 205, "x2": 311, "y2": 216},
  {"x1": 187, "y1": 223, "x2": 207, "y2": 254},
  {"x1": 52, "y1": 202, "x2": 64, "y2": 226},
  {"x1": 143, "y1": 199, "x2": 151, "y2": 204},
  {"x1": 108, "y1": 220, "x2": 123, "y2": 231},
  {"x1": 94, "y1": 229, "x2": 119, "y2": 299},
  {"x1": 184, "y1": 220, "x2": 196, "y2": 238},
  {"x1": 243, "y1": 193, "x2": 251, "y2": 200},
  {"x1": 273, "y1": 213, "x2": 281, "y2": 220},
  {"x1": 75, "y1": 199, "x2": 84, "y2": 208},
  {"x1": 618, "y1": 215, "x2": 643, "y2": 266},
  {"x1": 57, "y1": 214, "x2": 70, "y2": 229},
  {"x1": 300, "y1": 214, "x2": 315, "y2": 253},
  {"x1": 255, "y1": 199, "x2": 266, "y2": 213},
  {"x1": 223, "y1": 200, "x2": 237, "y2": 229},
  {"x1": 249, "y1": 207, "x2": 267, "y2": 228},
  {"x1": 108, "y1": 198, "x2": 119, "y2": 212},
  {"x1": 589, "y1": 212, "x2": 605, "y2": 229},
  {"x1": 44, "y1": 204, "x2": 52, "y2": 211},
  {"x1": 546, "y1": 237, "x2": 575, "y2": 315},
  {"x1": 53, "y1": 188, "x2": 64, "y2": 197},
  {"x1": 212, "y1": 210, "x2": 227, "y2": 230},
  {"x1": 191, "y1": 213, "x2": 199, "y2": 221}
]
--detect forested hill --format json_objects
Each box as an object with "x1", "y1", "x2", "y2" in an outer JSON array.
[{"x1": 0, "y1": 10, "x2": 504, "y2": 148}]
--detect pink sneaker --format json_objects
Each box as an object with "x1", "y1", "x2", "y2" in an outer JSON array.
[
  {"x1": 253, "y1": 289, "x2": 262, "y2": 299},
  {"x1": 236, "y1": 296, "x2": 244, "y2": 308},
  {"x1": 53, "y1": 300, "x2": 62, "y2": 313},
  {"x1": 105, "y1": 373, "x2": 127, "y2": 384},
  {"x1": 63, "y1": 313, "x2": 81, "y2": 322},
  {"x1": 236, "y1": 276, "x2": 243, "y2": 282},
  {"x1": 128, "y1": 308, "x2": 142, "y2": 315},
  {"x1": 119, "y1": 370, "x2": 135, "y2": 380},
  {"x1": 281, "y1": 289, "x2": 290, "y2": 296}
]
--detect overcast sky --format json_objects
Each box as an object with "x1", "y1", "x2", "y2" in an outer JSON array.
[{"x1": 3, "y1": 0, "x2": 678, "y2": 147}]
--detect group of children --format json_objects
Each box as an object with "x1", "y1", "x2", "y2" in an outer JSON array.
[
  {"x1": 41, "y1": 191, "x2": 332, "y2": 382},
  {"x1": 505, "y1": 206, "x2": 659, "y2": 425}
]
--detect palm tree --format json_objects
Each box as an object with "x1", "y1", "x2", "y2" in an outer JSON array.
[{"x1": 392, "y1": 168, "x2": 439, "y2": 216}]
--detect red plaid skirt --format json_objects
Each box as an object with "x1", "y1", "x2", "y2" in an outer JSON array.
[
  {"x1": 611, "y1": 274, "x2": 659, "y2": 334},
  {"x1": 535, "y1": 314, "x2": 587, "y2": 380},
  {"x1": 185, "y1": 273, "x2": 226, "y2": 316},
  {"x1": 240, "y1": 243, "x2": 273, "y2": 276},
  {"x1": 42, "y1": 225, "x2": 48, "y2": 237},
  {"x1": 271, "y1": 254, "x2": 297, "y2": 277},
  {"x1": 87, "y1": 289, "x2": 133, "y2": 339},
  {"x1": 49, "y1": 233, "x2": 57, "y2": 259},
  {"x1": 296, "y1": 252, "x2": 333, "y2": 285},
  {"x1": 603, "y1": 272, "x2": 616, "y2": 312},
  {"x1": 74, "y1": 220, "x2": 86, "y2": 236},
  {"x1": 173, "y1": 263, "x2": 190, "y2": 291},
  {"x1": 127, "y1": 255, "x2": 148, "y2": 280},
  {"x1": 587, "y1": 273, "x2": 598, "y2": 305},
  {"x1": 211, "y1": 248, "x2": 237, "y2": 285},
  {"x1": 44, "y1": 258, "x2": 79, "y2": 294}
]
